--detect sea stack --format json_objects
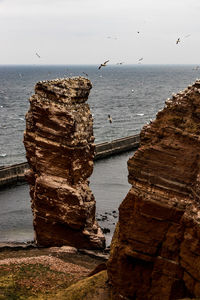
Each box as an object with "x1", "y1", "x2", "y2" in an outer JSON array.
[
  {"x1": 24, "y1": 77, "x2": 105, "y2": 249},
  {"x1": 107, "y1": 80, "x2": 200, "y2": 299}
]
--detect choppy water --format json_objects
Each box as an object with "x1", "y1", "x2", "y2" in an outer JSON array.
[{"x1": 0, "y1": 64, "x2": 199, "y2": 166}]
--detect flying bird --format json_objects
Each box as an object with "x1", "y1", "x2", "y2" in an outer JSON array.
[
  {"x1": 107, "y1": 36, "x2": 117, "y2": 40},
  {"x1": 138, "y1": 57, "x2": 143, "y2": 61},
  {"x1": 82, "y1": 72, "x2": 88, "y2": 77},
  {"x1": 193, "y1": 66, "x2": 200, "y2": 71},
  {"x1": 137, "y1": 31, "x2": 140, "y2": 34},
  {"x1": 98, "y1": 60, "x2": 109, "y2": 70},
  {"x1": 116, "y1": 62, "x2": 125, "y2": 65},
  {"x1": 176, "y1": 38, "x2": 180, "y2": 44},
  {"x1": 36, "y1": 52, "x2": 41, "y2": 58},
  {"x1": 108, "y1": 114, "x2": 112, "y2": 123}
]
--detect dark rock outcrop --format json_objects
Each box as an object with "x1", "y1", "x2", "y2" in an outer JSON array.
[
  {"x1": 24, "y1": 77, "x2": 105, "y2": 249},
  {"x1": 107, "y1": 81, "x2": 200, "y2": 299}
]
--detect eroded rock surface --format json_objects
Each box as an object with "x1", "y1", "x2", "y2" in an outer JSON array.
[
  {"x1": 24, "y1": 77, "x2": 105, "y2": 249},
  {"x1": 107, "y1": 80, "x2": 200, "y2": 299}
]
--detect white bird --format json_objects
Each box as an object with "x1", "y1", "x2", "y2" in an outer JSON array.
[
  {"x1": 98, "y1": 60, "x2": 109, "y2": 70},
  {"x1": 107, "y1": 36, "x2": 117, "y2": 40},
  {"x1": 193, "y1": 66, "x2": 200, "y2": 71}
]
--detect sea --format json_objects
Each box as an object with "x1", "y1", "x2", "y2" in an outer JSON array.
[{"x1": 0, "y1": 64, "x2": 199, "y2": 246}]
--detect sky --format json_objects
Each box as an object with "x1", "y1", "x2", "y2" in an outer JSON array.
[{"x1": 0, "y1": 0, "x2": 199, "y2": 65}]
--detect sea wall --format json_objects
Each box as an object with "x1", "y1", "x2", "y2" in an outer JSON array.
[{"x1": 0, "y1": 134, "x2": 140, "y2": 189}]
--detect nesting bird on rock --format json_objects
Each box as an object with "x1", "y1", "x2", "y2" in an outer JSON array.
[{"x1": 98, "y1": 60, "x2": 109, "y2": 70}]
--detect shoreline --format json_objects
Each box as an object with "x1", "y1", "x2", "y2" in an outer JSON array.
[{"x1": 0, "y1": 241, "x2": 109, "y2": 261}]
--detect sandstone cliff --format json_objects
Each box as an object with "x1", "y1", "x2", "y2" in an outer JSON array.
[
  {"x1": 24, "y1": 77, "x2": 105, "y2": 249},
  {"x1": 107, "y1": 81, "x2": 200, "y2": 299}
]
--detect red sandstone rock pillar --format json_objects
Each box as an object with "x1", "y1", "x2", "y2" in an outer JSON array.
[
  {"x1": 107, "y1": 80, "x2": 200, "y2": 299},
  {"x1": 24, "y1": 77, "x2": 105, "y2": 249}
]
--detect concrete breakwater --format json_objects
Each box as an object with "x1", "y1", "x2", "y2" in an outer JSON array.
[{"x1": 0, "y1": 134, "x2": 139, "y2": 189}]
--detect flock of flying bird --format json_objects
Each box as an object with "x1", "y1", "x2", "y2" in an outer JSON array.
[
  {"x1": 35, "y1": 34, "x2": 188, "y2": 73},
  {"x1": 34, "y1": 33, "x2": 195, "y2": 125}
]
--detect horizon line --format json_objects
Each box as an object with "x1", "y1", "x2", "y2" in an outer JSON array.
[{"x1": 0, "y1": 63, "x2": 199, "y2": 66}]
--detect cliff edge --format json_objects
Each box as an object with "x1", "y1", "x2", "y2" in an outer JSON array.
[{"x1": 107, "y1": 80, "x2": 200, "y2": 299}]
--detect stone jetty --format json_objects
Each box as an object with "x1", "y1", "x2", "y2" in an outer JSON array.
[
  {"x1": 107, "y1": 80, "x2": 200, "y2": 299},
  {"x1": 24, "y1": 77, "x2": 105, "y2": 249}
]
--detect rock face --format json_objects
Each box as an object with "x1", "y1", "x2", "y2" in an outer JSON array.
[
  {"x1": 107, "y1": 80, "x2": 200, "y2": 299},
  {"x1": 24, "y1": 77, "x2": 105, "y2": 249}
]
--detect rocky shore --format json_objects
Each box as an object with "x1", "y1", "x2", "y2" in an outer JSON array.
[{"x1": 0, "y1": 245, "x2": 110, "y2": 300}]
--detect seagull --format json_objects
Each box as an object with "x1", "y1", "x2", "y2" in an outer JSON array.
[
  {"x1": 193, "y1": 66, "x2": 200, "y2": 71},
  {"x1": 176, "y1": 38, "x2": 180, "y2": 44},
  {"x1": 137, "y1": 31, "x2": 140, "y2": 34},
  {"x1": 98, "y1": 60, "x2": 109, "y2": 70},
  {"x1": 36, "y1": 52, "x2": 41, "y2": 58},
  {"x1": 82, "y1": 72, "x2": 88, "y2": 77},
  {"x1": 185, "y1": 34, "x2": 191, "y2": 38},
  {"x1": 116, "y1": 62, "x2": 124, "y2": 65},
  {"x1": 108, "y1": 114, "x2": 112, "y2": 123},
  {"x1": 138, "y1": 57, "x2": 143, "y2": 61},
  {"x1": 107, "y1": 36, "x2": 117, "y2": 40}
]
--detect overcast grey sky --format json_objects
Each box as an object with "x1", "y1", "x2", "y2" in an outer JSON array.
[{"x1": 0, "y1": 0, "x2": 199, "y2": 65}]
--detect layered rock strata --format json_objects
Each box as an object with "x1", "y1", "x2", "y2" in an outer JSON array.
[
  {"x1": 24, "y1": 77, "x2": 105, "y2": 249},
  {"x1": 107, "y1": 80, "x2": 200, "y2": 299}
]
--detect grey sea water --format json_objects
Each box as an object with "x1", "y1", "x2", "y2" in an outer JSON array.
[
  {"x1": 0, "y1": 64, "x2": 199, "y2": 245},
  {"x1": 0, "y1": 64, "x2": 199, "y2": 165},
  {"x1": 0, "y1": 151, "x2": 133, "y2": 246}
]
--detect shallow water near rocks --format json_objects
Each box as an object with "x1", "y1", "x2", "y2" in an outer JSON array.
[{"x1": 0, "y1": 151, "x2": 133, "y2": 247}]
